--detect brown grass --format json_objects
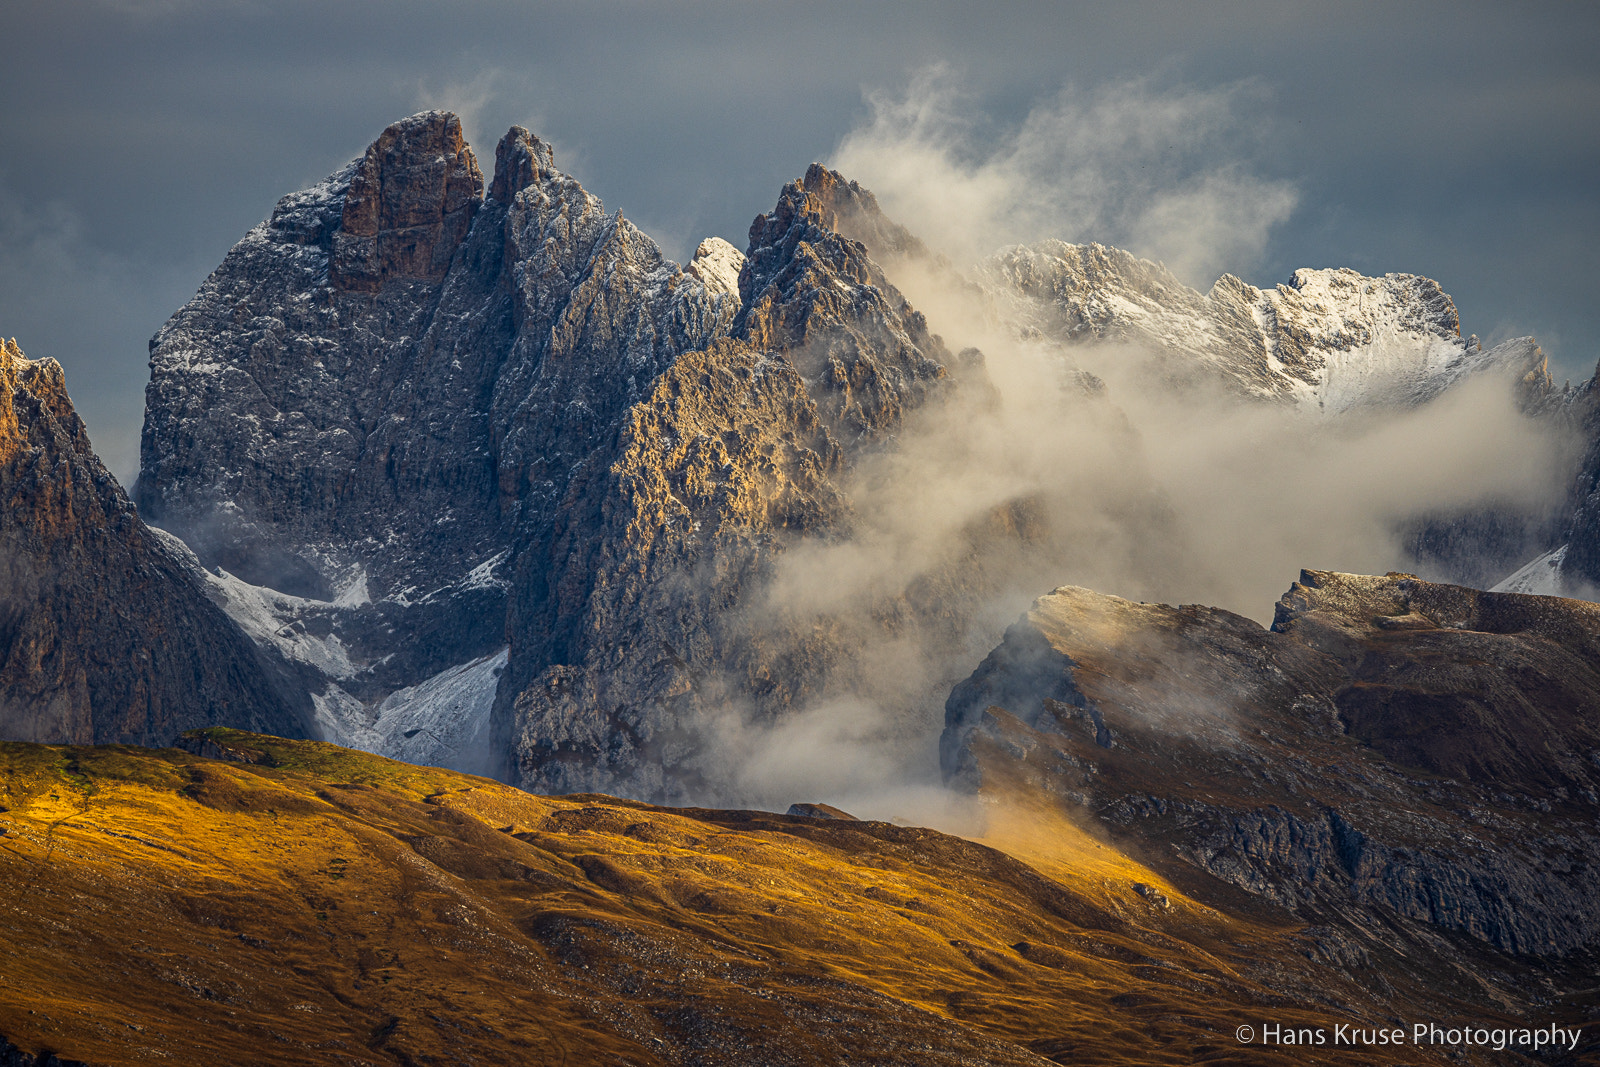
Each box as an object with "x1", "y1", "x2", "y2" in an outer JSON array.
[{"x1": 0, "y1": 732, "x2": 1471, "y2": 1065}]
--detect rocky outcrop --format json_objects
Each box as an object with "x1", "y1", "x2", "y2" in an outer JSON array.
[
  {"x1": 736, "y1": 163, "x2": 949, "y2": 440},
  {"x1": 143, "y1": 117, "x2": 1074, "y2": 796},
  {"x1": 0, "y1": 338, "x2": 308, "y2": 745},
  {"x1": 329, "y1": 111, "x2": 483, "y2": 292},
  {"x1": 943, "y1": 570, "x2": 1600, "y2": 958}
]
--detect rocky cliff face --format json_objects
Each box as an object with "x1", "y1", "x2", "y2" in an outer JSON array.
[
  {"x1": 0, "y1": 338, "x2": 308, "y2": 745},
  {"x1": 498, "y1": 164, "x2": 963, "y2": 798},
  {"x1": 137, "y1": 112, "x2": 743, "y2": 774},
  {"x1": 140, "y1": 111, "x2": 740, "y2": 607},
  {"x1": 944, "y1": 570, "x2": 1600, "y2": 963},
  {"x1": 143, "y1": 118, "x2": 1083, "y2": 796},
  {"x1": 1540, "y1": 368, "x2": 1600, "y2": 594}
]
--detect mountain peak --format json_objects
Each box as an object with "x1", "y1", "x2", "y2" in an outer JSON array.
[
  {"x1": 0, "y1": 335, "x2": 81, "y2": 470},
  {"x1": 683, "y1": 236, "x2": 743, "y2": 298},
  {"x1": 747, "y1": 163, "x2": 929, "y2": 263},
  {"x1": 0, "y1": 337, "x2": 308, "y2": 745},
  {"x1": 490, "y1": 125, "x2": 555, "y2": 204},
  {"x1": 329, "y1": 110, "x2": 484, "y2": 292}
]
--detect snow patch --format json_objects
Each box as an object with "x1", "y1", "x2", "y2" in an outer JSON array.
[
  {"x1": 461, "y1": 550, "x2": 511, "y2": 592},
  {"x1": 200, "y1": 567, "x2": 356, "y2": 678},
  {"x1": 310, "y1": 684, "x2": 371, "y2": 746},
  {"x1": 313, "y1": 650, "x2": 508, "y2": 777},
  {"x1": 684, "y1": 237, "x2": 745, "y2": 299},
  {"x1": 332, "y1": 565, "x2": 371, "y2": 608},
  {"x1": 1491, "y1": 544, "x2": 1567, "y2": 596}
]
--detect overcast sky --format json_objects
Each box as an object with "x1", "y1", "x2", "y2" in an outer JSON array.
[{"x1": 2, "y1": 0, "x2": 1597, "y2": 482}]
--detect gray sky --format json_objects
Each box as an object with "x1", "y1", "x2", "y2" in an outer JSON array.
[{"x1": 2, "y1": 0, "x2": 1597, "y2": 482}]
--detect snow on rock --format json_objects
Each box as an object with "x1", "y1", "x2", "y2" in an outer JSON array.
[
  {"x1": 331, "y1": 565, "x2": 372, "y2": 608},
  {"x1": 313, "y1": 649, "x2": 506, "y2": 777},
  {"x1": 460, "y1": 549, "x2": 511, "y2": 592},
  {"x1": 683, "y1": 237, "x2": 745, "y2": 299},
  {"x1": 139, "y1": 112, "x2": 749, "y2": 781},
  {"x1": 1491, "y1": 544, "x2": 1568, "y2": 596},
  {"x1": 310, "y1": 684, "x2": 370, "y2": 749},
  {"x1": 978, "y1": 242, "x2": 1550, "y2": 414},
  {"x1": 160, "y1": 516, "x2": 509, "y2": 774},
  {"x1": 370, "y1": 649, "x2": 505, "y2": 775},
  {"x1": 199, "y1": 565, "x2": 358, "y2": 679}
]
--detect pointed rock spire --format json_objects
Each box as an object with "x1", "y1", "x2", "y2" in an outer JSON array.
[
  {"x1": 490, "y1": 125, "x2": 555, "y2": 204},
  {"x1": 330, "y1": 110, "x2": 484, "y2": 292},
  {"x1": 1, "y1": 336, "x2": 309, "y2": 745}
]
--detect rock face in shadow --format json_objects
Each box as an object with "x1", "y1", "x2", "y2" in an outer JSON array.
[
  {"x1": 1547, "y1": 365, "x2": 1600, "y2": 595},
  {"x1": 0, "y1": 338, "x2": 308, "y2": 745},
  {"x1": 1458, "y1": 359, "x2": 1600, "y2": 598},
  {"x1": 497, "y1": 164, "x2": 961, "y2": 798},
  {"x1": 944, "y1": 570, "x2": 1600, "y2": 959},
  {"x1": 135, "y1": 112, "x2": 745, "y2": 771}
]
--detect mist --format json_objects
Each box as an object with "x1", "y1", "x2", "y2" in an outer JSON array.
[{"x1": 690, "y1": 73, "x2": 1576, "y2": 823}]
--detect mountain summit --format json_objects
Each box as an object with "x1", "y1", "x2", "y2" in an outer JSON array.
[{"x1": 978, "y1": 241, "x2": 1552, "y2": 414}]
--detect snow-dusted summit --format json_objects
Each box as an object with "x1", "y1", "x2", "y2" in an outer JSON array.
[
  {"x1": 979, "y1": 241, "x2": 1550, "y2": 414},
  {"x1": 137, "y1": 112, "x2": 745, "y2": 773}
]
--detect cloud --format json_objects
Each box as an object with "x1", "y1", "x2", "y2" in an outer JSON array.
[
  {"x1": 414, "y1": 69, "x2": 514, "y2": 152},
  {"x1": 700, "y1": 243, "x2": 1575, "y2": 818},
  {"x1": 0, "y1": 177, "x2": 196, "y2": 484},
  {"x1": 830, "y1": 67, "x2": 1298, "y2": 285},
  {"x1": 699, "y1": 690, "x2": 987, "y2": 830}
]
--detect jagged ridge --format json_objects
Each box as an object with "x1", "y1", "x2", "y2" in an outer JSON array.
[{"x1": 0, "y1": 337, "x2": 308, "y2": 745}]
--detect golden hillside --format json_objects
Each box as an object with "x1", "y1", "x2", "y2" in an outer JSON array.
[{"x1": 0, "y1": 731, "x2": 1518, "y2": 1065}]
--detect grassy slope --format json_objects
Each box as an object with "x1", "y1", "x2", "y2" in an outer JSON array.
[{"x1": 0, "y1": 731, "x2": 1470, "y2": 1065}]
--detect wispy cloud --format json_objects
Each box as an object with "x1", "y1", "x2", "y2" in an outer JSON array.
[
  {"x1": 831, "y1": 67, "x2": 1298, "y2": 285},
  {"x1": 414, "y1": 69, "x2": 527, "y2": 154}
]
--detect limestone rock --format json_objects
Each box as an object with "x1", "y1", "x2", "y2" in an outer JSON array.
[
  {"x1": 136, "y1": 113, "x2": 742, "y2": 773},
  {"x1": 329, "y1": 110, "x2": 483, "y2": 292},
  {"x1": 943, "y1": 569, "x2": 1600, "y2": 958},
  {"x1": 500, "y1": 163, "x2": 960, "y2": 798},
  {"x1": 0, "y1": 338, "x2": 308, "y2": 745}
]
